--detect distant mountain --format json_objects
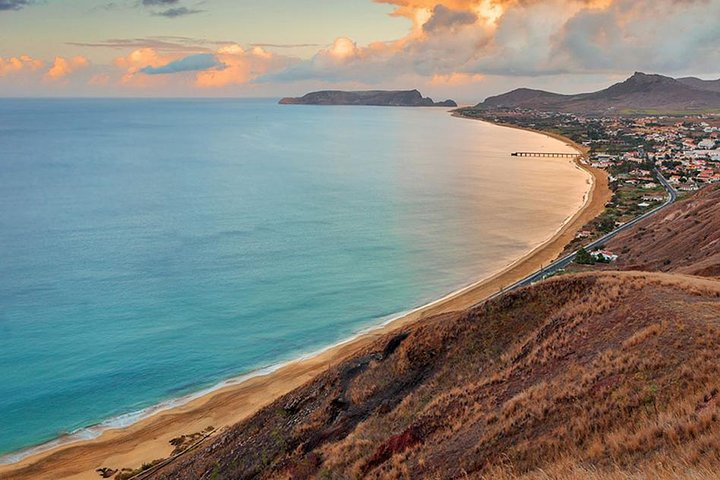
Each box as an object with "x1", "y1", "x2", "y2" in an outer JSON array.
[
  {"x1": 476, "y1": 72, "x2": 720, "y2": 114},
  {"x1": 279, "y1": 89, "x2": 457, "y2": 107},
  {"x1": 678, "y1": 76, "x2": 720, "y2": 93}
]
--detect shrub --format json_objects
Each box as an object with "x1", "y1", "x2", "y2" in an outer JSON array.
[{"x1": 576, "y1": 247, "x2": 596, "y2": 265}]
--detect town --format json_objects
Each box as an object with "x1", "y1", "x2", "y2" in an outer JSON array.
[{"x1": 458, "y1": 107, "x2": 720, "y2": 264}]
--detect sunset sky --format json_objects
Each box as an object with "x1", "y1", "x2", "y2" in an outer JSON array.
[{"x1": 1, "y1": 0, "x2": 719, "y2": 101}]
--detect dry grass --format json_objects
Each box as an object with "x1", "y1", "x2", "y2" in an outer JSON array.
[
  {"x1": 150, "y1": 271, "x2": 720, "y2": 479},
  {"x1": 478, "y1": 458, "x2": 720, "y2": 480},
  {"x1": 144, "y1": 186, "x2": 720, "y2": 480},
  {"x1": 606, "y1": 185, "x2": 720, "y2": 277}
]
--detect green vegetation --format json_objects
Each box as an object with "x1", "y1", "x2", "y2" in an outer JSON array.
[
  {"x1": 575, "y1": 247, "x2": 595, "y2": 265},
  {"x1": 596, "y1": 214, "x2": 616, "y2": 234}
]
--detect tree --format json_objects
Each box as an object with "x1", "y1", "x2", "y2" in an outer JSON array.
[
  {"x1": 597, "y1": 215, "x2": 616, "y2": 234},
  {"x1": 576, "y1": 247, "x2": 595, "y2": 265}
]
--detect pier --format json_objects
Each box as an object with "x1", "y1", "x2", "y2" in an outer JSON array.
[
  {"x1": 510, "y1": 152, "x2": 580, "y2": 158},
  {"x1": 511, "y1": 152, "x2": 579, "y2": 158}
]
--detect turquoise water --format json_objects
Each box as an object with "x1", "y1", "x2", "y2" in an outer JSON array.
[{"x1": 0, "y1": 99, "x2": 585, "y2": 460}]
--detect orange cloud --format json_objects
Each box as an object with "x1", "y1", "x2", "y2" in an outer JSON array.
[
  {"x1": 273, "y1": 0, "x2": 710, "y2": 83},
  {"x1": 195, "y1": 44, "x2": 292, "y2": 88},
  {"x1": 377, "y1": 0, "x2": 504, "y2": 28},
  {"x1": 327, "y1": 37, "x2": 361, "y2": 60},
  {"x1": 374, "y1": 0, "x2": 619, "y2": 44},
  {"x1": 430, "y1": 72, "x2": 485, "y2": 85},
  {"x1": 46, "y1": 56, "x2": 89, "y2": 80},
  {"x1": 2, "y1": 0, "x2": 710, "y2": 95},
  {"x1": 113, "y1": 48, "x2": 176, "y2": 86},
  {"x1": 377, "y1": 0, "x2": 612, "y2": 16},
  {"x1": 0, "y1": 55, "x2": 44, "y2": 77},
  {"x1": 109, "y1": 44, "x2": 291, "y2": 89}
]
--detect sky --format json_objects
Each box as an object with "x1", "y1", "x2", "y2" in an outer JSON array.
[{"x1": 1, "y1": 0, "x2": 720, "y2": 102}]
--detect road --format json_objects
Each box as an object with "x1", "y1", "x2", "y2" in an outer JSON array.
[{"x1": 487, "y1": 167, "x2": 678, "y2": 300}]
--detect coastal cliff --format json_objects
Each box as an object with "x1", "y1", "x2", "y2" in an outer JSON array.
[{"x1": 279, "y1": 89, "x2": 457, "y2": 107}]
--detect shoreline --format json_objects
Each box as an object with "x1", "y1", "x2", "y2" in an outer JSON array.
[{"x1": 0, "y1": 116, "x2": 611, "y2": 480}]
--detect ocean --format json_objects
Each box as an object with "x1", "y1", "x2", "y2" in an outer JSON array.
[{"x1": 0, "y1": 99, "x2": 586, "y2": 461}]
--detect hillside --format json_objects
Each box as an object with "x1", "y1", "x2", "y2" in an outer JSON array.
[
  {"x1": 279, "y1": 90, "x2": 457, "y2": 107},
  {"x1": 146, "y1": 187, "x2": 720, "y2": 480},
  {"x1": 678, "y1": 77, "x2": 720, "y2": 93},
  {"x1": 151, "y1": 276, "x2": 720, "y2": 478},
  {"x1": 476, "y1": 72, "x2": 720, "y2": 114},
  {"x1": 606, "y1": 185, "x2": 720, "y2": 277}
]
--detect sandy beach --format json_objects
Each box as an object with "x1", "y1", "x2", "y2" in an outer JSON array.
[{"x1": 0, "y1": 117, "x2": 611, "y2": 480}]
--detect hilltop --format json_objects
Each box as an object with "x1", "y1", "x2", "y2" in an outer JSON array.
[
  {"x1": 279, "y1": 90, "x2": 457, "y2": 107},
  {"x1": 678, "y1": 77, "x2": 720, "y2": 93},
  {"x1": 150, "y1": 187, "x2": 720, "y2": 480},
  {"x1": 476, "y1": 72, "x2": 720, "y2": 114}
]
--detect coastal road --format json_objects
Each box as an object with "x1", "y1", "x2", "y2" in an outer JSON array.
[
  {"x1": 487, "y1": 168, "x2": 678, "y2": 300},
  {"x1": 123, "y1": 169, "x2": 679, "y2": 480}
]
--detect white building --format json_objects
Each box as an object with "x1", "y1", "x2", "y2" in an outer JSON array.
[
  {"x1": 698, "y1": 139, "x2": 716, "y2": 150},
  {"x1": 591, "y1": 250, "x2": 619, "y2": 262}
]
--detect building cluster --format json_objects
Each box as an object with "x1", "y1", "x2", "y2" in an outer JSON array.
[
  {"x1": 461, "y1": 107, "x2": 720, "y2": 262},
  {"x1": 492, "y1": 110, "x2": 720, "y2": 193},
  {"x1": 584, "y1": 116, "x2": 720, "y2": 191}
]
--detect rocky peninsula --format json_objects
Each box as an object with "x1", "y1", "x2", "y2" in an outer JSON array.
[{"x1": 279, "y1": 89, "x2": 457, "y2": 107}]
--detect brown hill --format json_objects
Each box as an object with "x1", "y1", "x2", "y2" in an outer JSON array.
[
  {"x1": 279, "y1": 90, "x2": 457, "y2": 107},
  {"x1": 477, "y1": 72, "x2": 720, "y2": 114},
  {"x1": 151, "y1": 270, "x2": 720, "y2": 479},
  {"x1": 146, "y1": 187, "x2": 720, "y2": 480},
  {"x1": 606, "y1": 185, "x2": 720, "y2": 277}
]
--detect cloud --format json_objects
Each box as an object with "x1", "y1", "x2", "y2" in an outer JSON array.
[
  {"x1": 153, "y1": 6, "x2": 203, "y2": 17},
  {"x1": 0, "y1": 0, "x2": 29, "y2": 11},
  {"x1": 142, "y1": 0, "x2": 179, "y2": 5},
  {"x1": 4, "y1": 0, "x2": 719, "y2": 96},
  {"x1": 195, "y1": 45, "x2": 296, "y2": 87},
  {"x1": 250, "y1": 43, "x2": 322, "y2": 49},
  {"x1": 67, "y1": 37, "x2": 212, "y2": 53},
  {"x1": 261, "y1": 37, "x2": 384, "y2": 83},
  {"x1": 430, "y1": 72, "x2": 484, "y2": 86},
  {"x1": 547, "y1": 0, "x2": 720, "y2": 73},
  {"x1": 113, "y1": 48, "x2": 175, "y2": 85},
  {"x1": 260, "y1": 0, "x2": 720, "y2": 86},
  {"x1": 140, "y1": 53, "x2": 223, "y2": 74},
  {"x1": 45, "y1": 56, "x2": 89, "y2": 80},
  {"x1": 0, "y1": 55, "x2": 43, "y2": 76},
  {"x1": 138, "y1": 0, "x2": 203, "y2": 18},
  {"x1": 422, "y1": 5, "x2": 477, "y2": 33},
  {"x1": 110, "y1": 44, "x2": 294, "y2": 88}
]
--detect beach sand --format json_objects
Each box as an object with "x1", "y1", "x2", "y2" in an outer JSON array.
[{"x1": 0, "y1": 118, "x2": 611, "y2": 480}]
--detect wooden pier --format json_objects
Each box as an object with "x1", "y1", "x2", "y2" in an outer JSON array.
[{"x1": 511, "y1": 152, "x2": 579, "y2": 158}]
